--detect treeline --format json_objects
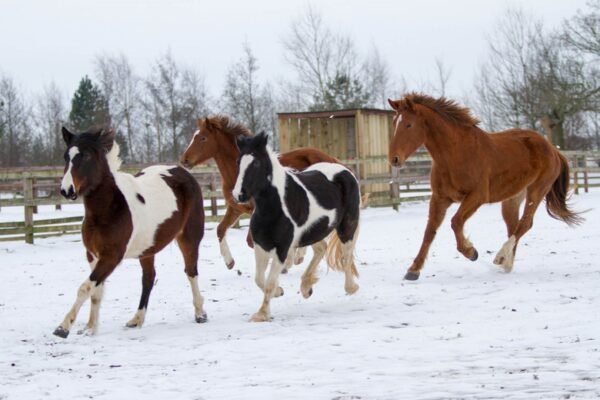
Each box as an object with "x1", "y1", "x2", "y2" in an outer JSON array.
[{"x1": 0, "y1": 3, "x2": 598, "y2": 167}]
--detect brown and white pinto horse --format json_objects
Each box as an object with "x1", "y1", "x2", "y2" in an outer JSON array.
[
  {"x1": 54, "y1": 127, "x2": 206, "y2": 338},
  {"x1": 388, "y1": 93, "x2": 582, "y2": 280},
  {"x1": 179, "y1": 116, "x2": 340, "y2": 270}
]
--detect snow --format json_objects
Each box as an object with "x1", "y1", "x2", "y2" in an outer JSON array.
[{"x1": 1, "y1": 191, "x2": 599, "y2": 399}]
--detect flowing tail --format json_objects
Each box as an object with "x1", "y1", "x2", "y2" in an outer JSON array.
[
  {"x1": 325, "y1": 230, "x2": 359, "y2": 278},
  {"x1": 545, "y1": 153, "x2": 584, "y2": 226}
]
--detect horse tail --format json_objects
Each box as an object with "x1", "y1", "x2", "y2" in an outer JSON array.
[
  {"x1": 325, "y1": 231, "x2": 359, "y2": 278},
  {"x1": 545, "y1": 153, "x2": 584, "y2": 226}
]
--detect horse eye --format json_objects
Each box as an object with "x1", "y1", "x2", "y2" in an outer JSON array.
[
  {"x1": 199, "y1": 136, "x2": 207, "y2": 143},
  {"x1": 406, "y1": 123, "x2": 412, "y2": 128}
]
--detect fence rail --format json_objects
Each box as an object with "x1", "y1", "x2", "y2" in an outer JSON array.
[{"x1": 1, "y1": 152, "x2": 599, "y2": 243}]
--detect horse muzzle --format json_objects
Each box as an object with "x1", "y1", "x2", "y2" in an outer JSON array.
[
  {"x1": 60, "y1": 186, "x2": 78, "y2": 201},
  {"x1": 389, "y1": 155, "x2": 406, "y2": 168}
]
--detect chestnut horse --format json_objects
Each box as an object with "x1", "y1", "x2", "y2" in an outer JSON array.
[
  {"x1": 388, "y1": 93, "x2": 582, "y2": 280},
  {"x1": 180, "y1": 116, "x2": 340, "y2": 270},
  {"x1": 54, "y1": 127, "x2": 206, "y2": 338}
]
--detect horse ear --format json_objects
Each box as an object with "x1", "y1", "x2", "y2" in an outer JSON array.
[
  {"x1": 99, "y1": 128, "x2": 115, "y2": 152},
  {"x1": 388, "y1": 99, "x2": 399, "y2": 111},
  {"x1": 62, "y1": 126, "x2": 74, "y2": 145},
  {"x1": 236, "y1": 136, "x2": 247, "y2": 152},
  {"x1": 405, "y1": 98, "x2": 414, "y2": 111},
  {"x1": 204, "y1": 117, "x2": 214, "y2": 130},
  {"x1": 256, "y1": 131, "x2": 269, "y2": 148}
]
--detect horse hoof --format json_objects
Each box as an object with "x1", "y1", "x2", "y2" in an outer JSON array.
[
  {"x1": 125, "y1": 322, "x2": 138, "y2": 328},
  {"x1": 275, "y1": 287, "x2": 284, "y2": 297},
  {"x1": 404, "y1": 271, "x2": 420, "y2": 281},
  {"x1": 53, "y1": 326, "x2": 69, "y2": 339},
  {"x1": 226, "y1": 260, "x2": 235, "y2": 270},
  {"x1": 195, "y1": 312, "x2": 208, "y2": 324},
  {"x1": 308, "y1": 288, "x2": 313, "y2": 297},
  {"x1": 469, "y1": 249, "x2": 479, "y2": 261},
  {"x1": 250, "y1": 313, "x2": 270, "y2": 322},
  {"x1": 294, "y1": 257, "x2": 304, "y2": 265},
  {"x1": 281, "y1": 268, "x2": 288, "y2": 274}
]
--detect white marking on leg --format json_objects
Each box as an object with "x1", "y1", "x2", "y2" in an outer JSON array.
[
  {"x1": 61, "y1": 146, "x2": 80, "y2": 194},
  {"x1": 494, "y1": 235, "x2": 517, "y2": 272},
  {"x1": 126, "y1": 309, "x2": 146, "y2": 328},
  {"x1": 342, "y1": 228, "x2": 360, "y2": 295},
  {"x1": 58, "y1": 278, "x2": 95, "y2": 332},
  {"x1": 80, "y1": 282, "x2": 104, "y2": 335},
  {"x1": 187, "y1": 276, "x2": 206, "y2": 321},
  {"x1": 293, "y1": 246, "x2": 307, "y2": 266},
  {"x1": 251, "y1": 254, "x2": 284, "y2": 322},
  {"x1": 301, "y1": 240, "x2": 326, "y2": 298},
  {"x1": 219, "y1": 236, "x2": 234, "y2": 267},
  {"x1": 254, "y1": 245, "x2": 270, "y2": 291},
  {"x1": 232, "y1": 154, "x2": 254, "y2": 199}
]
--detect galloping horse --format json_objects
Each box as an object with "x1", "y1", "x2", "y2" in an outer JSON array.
[
  {"x1": 388, "y1": 93, "x2": 582, "y2": 280},
  {"x1": 54, "y1": 127, "x2": 206, "y2": 338},
  {"x1": 179, "y1": 116, "x2": 340, "y2": 270},
  {"x1": 232, "y1": 133, "x2": 361, "y2": 322}
]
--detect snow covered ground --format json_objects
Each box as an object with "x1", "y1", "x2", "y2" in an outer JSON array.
[{"x1": 1, "y1": 191, "x2": 599, "y2": 399}]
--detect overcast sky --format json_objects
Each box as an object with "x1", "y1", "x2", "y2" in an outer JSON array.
[{"x1": 0, "y1": 0, "x2": 590, "y2": 103}]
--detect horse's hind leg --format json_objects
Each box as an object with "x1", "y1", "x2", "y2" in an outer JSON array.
[
  {"x1": 217, "y1": 206, "x2": 242, "y2": 270},
  {"x1": 340, "y1": 229, "x2": 360, "y2": 296},
  {"x1": 494, "y1": 187, "x2": 547, "y2": 273},
  {"x1": 126, "y1": 256, "x2": 156, "y2": 328},
  {"x1": 405, "y1": 195, "x2": 452, "y2": 280},
  {"x1": 300, "y1": 240, "x2": 327, "y2": 298},
  {"x1": 501, "y1": 191, "x2": 525, "y2": 237},
  {"x1": 177, "y1": 226, "x2": 207, "y2": 324}
]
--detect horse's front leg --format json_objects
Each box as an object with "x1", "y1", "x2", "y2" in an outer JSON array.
[
  {"x1": 217, "y1": 205, "x2": 243, "y2": 269},
  {"x1": 405, "y1": 195, "x2": 452, "y2": 280},
  {"x1": 251, "y1": 249, "x2": 286, "y2": 322},
  {"x1": 77, "y1": 252, "x2": 103, "y2": 336},
  {"x1": 54, "y1": 256, "x2": 120, "y2": 338},
  {"x1": 450, "y1": 194, "x2": 483, "y2": 262}
]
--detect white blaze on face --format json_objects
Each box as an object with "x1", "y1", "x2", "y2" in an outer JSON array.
[
  {"x1": 61, "y1": 147, "x2": 80, "y2": 193},
  {"x1": 184, "y1": 130, "x2": 200, "y2": 153},
  {"x1": 395, "y1": 113, "x2": 403, "y2": 131},
  {"x1": 232, "y1": 154, "x2": 254, "y2": 199}
]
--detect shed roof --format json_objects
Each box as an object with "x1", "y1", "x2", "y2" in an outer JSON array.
[{"x1": 277, "y1": 108, "x2": 394, "y2": 119}]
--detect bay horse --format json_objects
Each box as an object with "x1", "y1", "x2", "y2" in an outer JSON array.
[
  {"x1": 54, "y1": 127, "x2": 206, "y2": 338},
  {"x1": 179, "y1": 116, "x2": 340, "y2": 270},
  {"x1": 388, "y1": 93, "x2": 582, "y2": 280},
  {"x1": 232, "y1": 133, "x2": 360, "y2": 322}
]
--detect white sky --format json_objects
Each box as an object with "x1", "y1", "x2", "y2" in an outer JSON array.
[{"x1": 0, "y1": 0, "x2": 590, "y2": 103}]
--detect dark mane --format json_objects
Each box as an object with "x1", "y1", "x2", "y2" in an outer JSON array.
[
  {"x1": 405, "y1": 93, "x2": 480, "y2": 126},
  {"x1": 210, "y1": 115, "x2": 253, "y2": 139}
]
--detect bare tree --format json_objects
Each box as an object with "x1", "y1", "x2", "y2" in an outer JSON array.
[
  {"x1": 0, "y1": 74, "x2": 31, "y2": 166},
  {"x1": 221, "y1": 43, "x2": 275, "y2": 135},
  {"x1": 363, "y1": 46, "x2": 395, "y2": 108},
  {"x1": 35, "y1": 82, "x2": 66, "y2": 164},
  {"x1": 282, "y1": 5, "x2": 360, "y2": 108},
  {"x1": 143, "y1": 51, "x2": 210, "y2": 162},
  {"x1": 95, "y1": 53, "x2": 141, "y2": 162},
  {"x1": 433, "y1": 58, "x2": 452, "y2": 97},
  {"x1": 563, "y1": 0, "x2": 600, "y2": 57}
]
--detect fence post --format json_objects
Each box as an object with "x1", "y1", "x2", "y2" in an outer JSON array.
[
  {"x1": 55, "y1": 177, "x2": 62, "y2": 210},
  {"x1": 210, "y1": 174, "x2": 218, "y2": 218},
  {"x1": 23, "y1": 175, "x2": 34, "y2": 244},
  {"x1": 573, "y1": 170, "x2": 579, "y2": 195},
  {"x1": 32, "y1": 177, "x2": 38, "y2": 214}
]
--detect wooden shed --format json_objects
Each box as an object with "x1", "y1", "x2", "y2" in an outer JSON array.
[{"x1": 277, "y1": 108, "x2": 395, "y2": 198}]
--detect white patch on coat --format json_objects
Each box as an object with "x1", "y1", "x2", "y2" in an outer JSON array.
[
  {"x1": 112, "y1": 165, "x2": 179, "y2": 258},
  {"x1": 232, "y1": 154, "x2": 254, "y2": 199},
  {"x1": 106, "y1": 142, "x2": 122, "y2": 172},
  {"x1": 267, "y1": 148, "x2": 338, "y2": 242},
  {"x1": 61, "y1": 146, "x2": 80, "y2": 193}
]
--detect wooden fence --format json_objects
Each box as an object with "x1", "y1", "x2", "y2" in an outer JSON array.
[{"x1": 1, "y1": 151, "x2": 599, "y2": 243}]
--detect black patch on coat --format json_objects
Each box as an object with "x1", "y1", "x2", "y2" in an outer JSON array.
[
  {"x1": 296, "y1": 170, "x2": 339, "y2": 210},
  {"x1": 136, "y1": 193, "x2": 145, "y2": 204},
  {"x1": 299, "y1": 217, "x2": 331, "y2": 247},
  {"x1": 250, "y1": 186, "x2": 293, "y2": 263},
  {"x1": 284, "y1": 175, "x2": 309, "y2": 226}
]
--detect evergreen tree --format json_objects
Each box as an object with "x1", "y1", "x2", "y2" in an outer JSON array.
[
  {"x1": 69, "y1": 76, "x2": 110, "y2": 131},
  {"x1": 310, "y1": 72, "x2": 370, "y2": 111}
]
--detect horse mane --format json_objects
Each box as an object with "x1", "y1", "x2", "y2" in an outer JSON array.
[
  {"x1": 106, "y1": 141, "x2": 122, "y2": 172},
  {"x1": 210, "y1": 115, "x2": 253, "y2": 139},
  {"x1": 405, "y1": 93, "x2": 480, "y2": 126}
]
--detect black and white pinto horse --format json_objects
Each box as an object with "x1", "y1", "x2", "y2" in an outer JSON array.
[
  {"x1": 54, "y1": 127, "x2": 206, "y2": 338},
  {"x1": 232, "y1": 133, "x2": 361, "y2": 322}
]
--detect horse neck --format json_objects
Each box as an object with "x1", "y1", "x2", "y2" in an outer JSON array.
[
  {"x1": 82, "y1": 171, "x2": 121, "y2": 219},
  {"x1": 253, "y1": 148, "x2": 288, "y2": 210},
  {"x1": 213, "y1": 134, "x2": 240, "y2": 193},
  {"x1": 420, "y1": 108, "x2": 475, "y2": 165}
]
